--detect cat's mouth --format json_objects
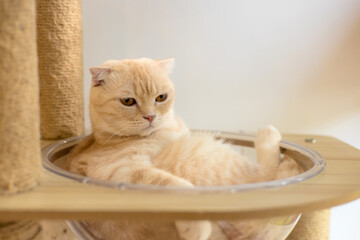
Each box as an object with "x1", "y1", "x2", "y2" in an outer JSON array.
[
  {"x1": 143, "y1": 123, "x2": 154, "y2": 130},
  {"x1": 139, "y1": 123, "x2": 158, "y2": 137}
]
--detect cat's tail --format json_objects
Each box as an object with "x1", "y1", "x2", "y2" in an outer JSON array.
[{"x1": 255, "y1": 125, "x2": 282, "y2": 181}]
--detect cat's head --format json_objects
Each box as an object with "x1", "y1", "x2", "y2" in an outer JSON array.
[{"x1": 89, "y1": 58, "x2": 176, "y2": 138}]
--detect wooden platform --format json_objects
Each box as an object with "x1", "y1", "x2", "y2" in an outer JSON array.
[{"x1": 0, "y1": 135, "x2": 359, "y2": 221}]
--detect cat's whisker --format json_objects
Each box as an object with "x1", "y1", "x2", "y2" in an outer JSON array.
[{"x1": 103, "y1": 128, "x2": 129, "y2": 144}]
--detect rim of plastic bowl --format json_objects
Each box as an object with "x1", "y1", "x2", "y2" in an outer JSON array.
[{"x1": 41, "y1": 131, "x2": 325, "y2": 193}]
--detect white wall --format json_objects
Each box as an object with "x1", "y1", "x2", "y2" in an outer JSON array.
[{"x1": 82, "y1": 1, "x2": 360, "y2": 239}]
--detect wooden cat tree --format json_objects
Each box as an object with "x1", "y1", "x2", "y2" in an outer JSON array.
[{"x1": 0, "y1": 1, "x2": 359, "y2": 239}]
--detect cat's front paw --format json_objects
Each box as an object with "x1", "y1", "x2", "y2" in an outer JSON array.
[
  {"x1": 255, "y1": 125, "x2": 281, "y2": 148},
  {"x1": 175, "y1": 220, "x2": 212, "y2": 240}
]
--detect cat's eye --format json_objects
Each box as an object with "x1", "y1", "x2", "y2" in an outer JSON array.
[
  {"x1": 120, "y1": 98, "x2": 136, "y2": 106},
  {"x1": 155, "y1": 94, "x2": 168, "y2": 102}
]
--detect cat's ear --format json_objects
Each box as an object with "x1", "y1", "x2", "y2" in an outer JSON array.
[
  {"x1": 89, "y1": 67, "x2": 111, "y2": 87},
  {"x1": 154, "y1": 58, "x2": 175, "y2": 74}
]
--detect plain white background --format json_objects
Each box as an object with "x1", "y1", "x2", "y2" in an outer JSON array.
[{"x1": 82, "y1": 1, "x2": 360, "y2": 239}]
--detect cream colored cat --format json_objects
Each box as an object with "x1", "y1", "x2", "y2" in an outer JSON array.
[{"x1": 67, "y1": 58, "x2": 302, "y2": 240}]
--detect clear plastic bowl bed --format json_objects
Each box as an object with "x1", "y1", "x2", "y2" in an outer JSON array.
[{"x1": 41, "y1": 131, "x2": 325, "y2": 240}]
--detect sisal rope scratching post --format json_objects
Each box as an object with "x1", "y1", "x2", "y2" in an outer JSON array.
[
  {"x1": 0, "y1": 0, "x2": 42, "y2": 239},
  {"x1": 0, "y1": 0, "x2": 41, "y2": 198},
  {"x1": 37, "y1": 0, "x2": 84, "y2": 140},
  {"x1": 287, "y1": 209, "x2": 331, "y2": 240}
]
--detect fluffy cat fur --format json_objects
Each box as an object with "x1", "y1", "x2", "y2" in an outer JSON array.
[{"x1": 67, "y1": 58, "x2": 303, "y2": 240}]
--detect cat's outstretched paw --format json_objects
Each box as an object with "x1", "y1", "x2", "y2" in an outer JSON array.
[
  {"x1": 255, "y1": 126, "x2": 282, "y2": 178},
  {"x1": 175, "y1": 220, "x2": 212, "y2": 240},
  {"x1": 255, "y1": 125, "x2": 281, "y2": 149}
]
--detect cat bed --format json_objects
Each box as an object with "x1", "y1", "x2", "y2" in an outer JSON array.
[
  {"x1": 42, "y1": 131, "x2": 325, "y2": 192},
  {"x1": 0, "y1": 131, "x2": 359, "y2": 240},
  {"x1": 41, "y1": 131, "x2": 325, "y2": 240}
]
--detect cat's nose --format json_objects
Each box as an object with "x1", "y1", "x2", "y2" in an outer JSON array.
[{"x1": 143, "y1": 115, "x2": 156, "y2": 123}]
